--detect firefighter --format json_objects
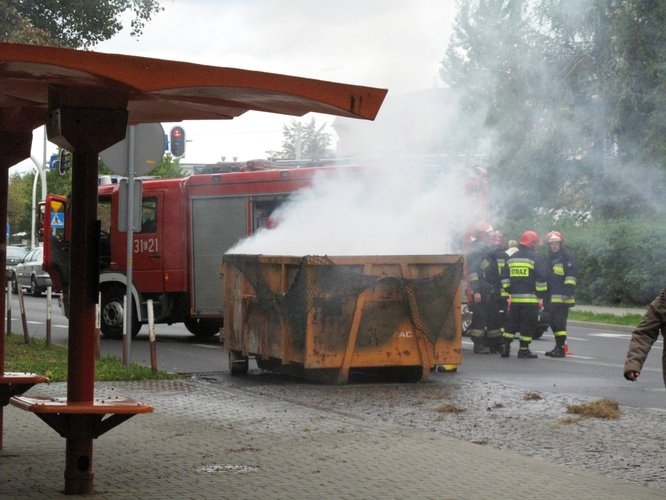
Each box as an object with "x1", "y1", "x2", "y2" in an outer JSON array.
[
  {"x1": 506, "y1": 239, "x2": 519, "y2": 256},
  {"x1": 467, "y1": 224, "x2": 504, "y2": 354},
  {"x1": 500, "y1": 230, "x2": 547, "y2": 359},
  {"x1": 492, "y1": 231, "x2": 510, "y2": 348},
  {"x1": 543, "y1": 231, "x2": 576, "y2": 357}
]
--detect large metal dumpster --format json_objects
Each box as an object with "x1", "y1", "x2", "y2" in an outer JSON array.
[{"x1": 222, "y1": 254, "x2": 464, "y2": 383}]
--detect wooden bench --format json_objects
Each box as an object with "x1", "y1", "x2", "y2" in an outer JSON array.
[
  {"x1": 0, "y1": 372, "x2": 50, "y2": 406},
  {"x1": 11, "y1": 395, "x2": 153, "y2": 494},
  {"x1": 10, "y1": 395, "x2": 153, "y2": 439}
]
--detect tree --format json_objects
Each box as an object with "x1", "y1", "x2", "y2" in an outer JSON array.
[
  {"x1": 440, "y1": 0, "x2": 666, "y2": 220},
  {"x1": 148, "y1": 153, "x2": 185, "y2": 178},
  {"x1": 7, "y1": 170, "x2": 36, "y2": 239},
  {"x1": 268, "y1": 117, "x2": 334, "y2": 161},
  {"x1": 0, "y1": 0, "x2": 162, "y2": 48}
]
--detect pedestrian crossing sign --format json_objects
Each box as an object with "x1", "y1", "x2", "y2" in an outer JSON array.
[{"x1": 50, "y1": 212, "x2": 64, "y2": 228}]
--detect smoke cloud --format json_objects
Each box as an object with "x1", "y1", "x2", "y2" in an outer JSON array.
[{"x1": 228, "y1": 160, "x2": 487, "y2": 256}]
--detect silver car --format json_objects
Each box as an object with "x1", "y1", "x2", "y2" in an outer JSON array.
[
  {"x1": 11, "y1": 246, "x2": 52, "y2": 296},
  {"x1": 6, "y1": 245, "x2": 28, "y2": 282}
]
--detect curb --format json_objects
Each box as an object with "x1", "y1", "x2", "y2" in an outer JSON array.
[{"x1": 569, "y1": 320, "x2": 634, "y2": 333}]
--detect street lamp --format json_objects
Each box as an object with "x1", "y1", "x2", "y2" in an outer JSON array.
[{"x1": 30, "y1": 127, "x2": 48, "y2": 248}]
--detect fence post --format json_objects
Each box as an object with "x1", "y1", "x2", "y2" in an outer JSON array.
[
  {"x1": 95, "y1": 292, "x2": 101, "y2": 360},
  {"x1": 147, "y1": 299, "x2": 157, "y2": 372},
  {"x1": 5, "y1": 285, "x2": 11, "y2": 336},
  {"x1": 17, "y1": 283, "x2": 28, "y2": 343},
  {"x1": 45, "y1": 286, "x2": 52, "y2": 347},
  {"x1": 121, "y1": 295, "x2": 128, "y2": 366}
]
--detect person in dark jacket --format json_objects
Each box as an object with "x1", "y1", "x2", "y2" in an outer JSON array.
[
  {"x1": 624, "y1": 289, "x2": 666, "y2": 387},
  {"x1": 500, "y1": 230, "x2": 547, "y2": 359},
  {"x1": 467, "y1": 227, "x2": 504, "y2": 354},
  {"x1": 543, "y1": 231, "x2": 576, "y2": 358}
]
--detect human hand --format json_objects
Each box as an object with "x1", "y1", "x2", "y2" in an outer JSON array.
[{"x1": 624, "y1": 370, "x2": 640, "y2": 382}]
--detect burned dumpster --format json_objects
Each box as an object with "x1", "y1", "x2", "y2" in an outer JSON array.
[{"x1": 222, "y1": 254, "x2": 464, "y2": 383}]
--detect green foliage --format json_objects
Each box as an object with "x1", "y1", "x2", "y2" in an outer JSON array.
[
  {"x1": 442, "y1": 1, "x2": 666, "y2": 220},
  {"x1": 498, "y1": 216, "x2": 666, "y2": 305},
  {"x1": 0, "y1": 0, "x2": 163, "y2": 48},
  {"x1": 268, "y1": 116, "x2": 334, "y2": 161},
  {"x1": 7, "y1": 170, "x2": 35, "y2": 238},
  {"x1": 148, "y1": 153, "x2": 185, "y2": 178}
]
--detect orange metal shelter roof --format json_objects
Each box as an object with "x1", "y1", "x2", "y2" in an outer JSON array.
[{"x1": 0, "y1": 42, "x2": 387, "y2": 131}]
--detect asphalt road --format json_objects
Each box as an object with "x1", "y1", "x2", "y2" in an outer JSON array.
[
  {"x1": 5, "y1": 291, "x2": 227, "y2": 373},
  {"x1": 448, "y1": 321, "x2": 666, "y2": 410},
  {"x1": 7, "y1": 292, "x2": 664, "y2": 410}
]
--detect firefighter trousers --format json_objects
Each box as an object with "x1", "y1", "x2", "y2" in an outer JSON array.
[
  {"x1": 503, "y1": 302, "x2": 539, "y2": 347},
  {"x1": 546, "y1": 303, "x2": 570, "y2": 347}
]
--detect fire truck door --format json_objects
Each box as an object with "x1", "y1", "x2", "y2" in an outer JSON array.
[{"x1": 132, "y1": 193, "x2": 164, "y2": 292}]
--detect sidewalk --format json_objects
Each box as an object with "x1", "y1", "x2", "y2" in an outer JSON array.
[{"x1": 1, "y1": 378, "x2": 662, "y2": 499}]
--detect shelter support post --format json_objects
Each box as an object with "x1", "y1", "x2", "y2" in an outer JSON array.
[
  {"x1": 0, "y1": 129, "x2": 49, "y2": 450},
  {"x1": 45, "y1": 88, "x2": 130, "y2": 494}
]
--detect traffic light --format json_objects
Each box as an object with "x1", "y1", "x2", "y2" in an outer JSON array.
[{"x1": 170, "y1": 126, "x2": 185, "y2": 157}]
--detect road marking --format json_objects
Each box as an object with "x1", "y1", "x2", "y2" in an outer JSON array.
[
  {"x1": 589, "y1": 333, "x2": 632, "y2": 339},
  {"x1": 25, "y1": 320, "x2": 68, "y2": 329},
  {"x1": 193, "y1": 344, "x2": 222, "y2": 349},
  {"x1": 589, "y1": 332, "x2": 663, "y2": 348}
]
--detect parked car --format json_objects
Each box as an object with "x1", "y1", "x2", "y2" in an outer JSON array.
[
  {"x1": 6, "y1": 245, "x2": 29, "y2": 282},
  {"x1": 11, "y1": 246, "x2": 52, "y2": 296}
]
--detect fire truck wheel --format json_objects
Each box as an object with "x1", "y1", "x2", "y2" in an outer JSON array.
[
  {"x1": 229, "y1": 350, "x2": 249, "y2": 375},
  {"x1": 100, "y1": 286, "x2": 141, "y2": 340},
  {"x1": 184, "y1": 317, "x2": 221, "y2": 338}
]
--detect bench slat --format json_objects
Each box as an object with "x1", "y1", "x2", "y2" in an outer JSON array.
[
  {"x1": 10, "y1": 395, "x2": 153, "y2": 415},
  {"x1": 0, "y1": 372, "x2": 50, "y2": 385}
]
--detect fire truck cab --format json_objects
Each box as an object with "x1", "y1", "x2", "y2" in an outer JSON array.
[{"x1": 42, "y1": 166, "x2": 333, "y2": 339}]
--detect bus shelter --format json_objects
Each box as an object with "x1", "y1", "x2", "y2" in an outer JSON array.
[{"x1": 0, "y1": 42, "x2": 386, "y2": 494}]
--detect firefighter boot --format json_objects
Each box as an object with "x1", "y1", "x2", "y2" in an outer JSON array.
[
  {"x1": 546, "y1": 336, "x2": 566, "y2": 358},
  {"x1": 500, "y1": 340, "x2": 511, "y2": 358},
  {"x1": 517, "y1": 341, "x2": 538, "y2": 358},
  {"x1": 473, "y1": 341, "x2": 491, "y2": 354},
  {"x1": 486, "y1": 330, "x2": 502, "y2": 353},
  {"x1": 471, "y1": 330, "x2": 490, "y2": 354}
]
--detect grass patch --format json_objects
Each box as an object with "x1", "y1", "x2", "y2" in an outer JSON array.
[
  {"x1": 565, "y1": 398, "x2": 620, "y2": 420},
  {"x1": 4, "y1": 333, "x2": 181, "y2": 382},
  {"x1": 569, "y1": 310, "x2": 642, "y2": 326}
]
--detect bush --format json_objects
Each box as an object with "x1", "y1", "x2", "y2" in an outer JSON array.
[{"x1": 497, "y1": 217, "x2": 666, "y2": 305}]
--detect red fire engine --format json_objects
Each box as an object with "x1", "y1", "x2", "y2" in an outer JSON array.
[{"x1": 42, "y1": 164, "x2": 342, "y2": 339}]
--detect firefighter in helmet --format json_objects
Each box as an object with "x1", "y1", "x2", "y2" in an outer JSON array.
[
  {"x1": 543, "y1": 230, "x2": 576, "y2": 357},
  {"x1": 500, "y1": 230, "x2": 547, "y2": 359},
  {"x1": 467, "y1": 223, "x2": 504, "y2": 354},
  {"x1": 492, "y1": 231, "x2": 510, "y2": 342}
]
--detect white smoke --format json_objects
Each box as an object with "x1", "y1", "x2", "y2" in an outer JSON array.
[{"x1": 228, "y1": 161, "x2": 487, "y2": 256}]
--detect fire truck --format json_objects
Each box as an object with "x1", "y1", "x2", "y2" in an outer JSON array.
[{"x1": 42, "y1": 163, "x2": 341, "y2": 339}]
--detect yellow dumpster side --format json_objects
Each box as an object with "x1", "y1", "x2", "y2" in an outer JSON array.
[{"x1": 222, "y1": 254, "x2": 463, "y2": 383}]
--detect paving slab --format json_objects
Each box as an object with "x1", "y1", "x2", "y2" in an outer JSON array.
[{"x1": 0, "y1": 378, "x2": 662, "y2": 499}]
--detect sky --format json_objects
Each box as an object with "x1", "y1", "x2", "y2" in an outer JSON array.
[{"x1": 11, "y1": 0, "x2": 458, "y2": 174}]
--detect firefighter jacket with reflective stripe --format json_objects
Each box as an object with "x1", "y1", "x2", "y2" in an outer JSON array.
[
  {"x1": 467, "y1": 244, "x2": 502, "y2": 295},
  {"x1": 494, "y1": 246, "x2": 509, "y2": 297},
  {"x1": 547, "y1": 248, "x2": 576, "y2": 305},
  {"x1": 503, "y1": 245, "x2": 547, "y2": 304}
]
